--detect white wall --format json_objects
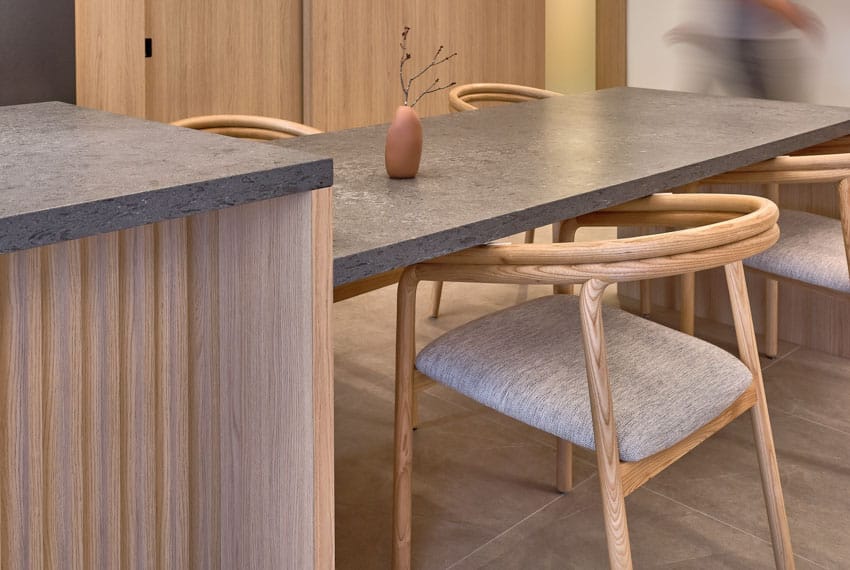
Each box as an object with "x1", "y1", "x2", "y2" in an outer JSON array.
[{"x1": 628, "y1": 0, "x2": 850, "y2": 106}]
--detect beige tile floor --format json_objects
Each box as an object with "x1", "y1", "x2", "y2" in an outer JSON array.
[{"x1": 333, "y1": 235, "x2": 850, "y2": 569}]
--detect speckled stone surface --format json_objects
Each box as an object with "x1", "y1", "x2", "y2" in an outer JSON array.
[
  {"x1": 0, "y1": 101, "x2": 332, "y2": 253},
  {"x1": 279, "y1": 88, "x2": 850, "y2": 287}
]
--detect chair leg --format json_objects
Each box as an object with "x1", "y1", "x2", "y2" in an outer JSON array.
[
  {"x1": 394, "y1": 271, "x2": 419, "y2": 569},
  {"x1": 556, "y1": 438, "x2": 573, "y2": 493},
  {"x1": 639, "y1": 280, "x2": 651, "y2": 316},
  {"x1": 680, "y1": 272, "x2": 695, "y2": 335},
  {"x1": 579, "y1": 279, "x2": 633, "y2": 569},
  {"x1": 725, "y1": 262, "x2": 794, "y2": 568},
  {"x1": 524, "y1": 228, "x2": 535, "y2": 243},
  {"x1": 430, "y1": 281, "x2": 444, "y2": 318},
  {"x1": 764, "y1": 278, "x2": 779, "y2": 358}
]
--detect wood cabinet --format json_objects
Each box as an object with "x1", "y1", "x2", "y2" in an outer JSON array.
[{"x1": 76, "y1": 0, "x2": 545, "y2": 129}]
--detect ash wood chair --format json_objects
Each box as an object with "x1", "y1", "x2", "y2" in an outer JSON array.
[
  {"x1": 430, "y1": 83, "x2": 562, "y2": 318},
  {"x1": 679, "y1": 153, "x2": 850, "y2": 356},
  {"x1": 171, "y1": 113, "x2": 322, "y2": 140},
  {"x1": 394, "y1": 194, "x2": 793, "y2": 569}
]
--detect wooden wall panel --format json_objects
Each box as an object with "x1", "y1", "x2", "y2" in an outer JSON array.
[
  {"x1": 596, "y1": 0, "x2": 627, "y2": 88},
  {"x1": 305, "y1": 0, "x2": 545, "y2": 131},
  {"x1": 144, "y1": 0, "x2": 303, "y2": 123},
  {"x1": 0, "y1": 191, "x2": 329, "y2": 567},
  {"x1": 75, "y1": 0, "x2": 145, "y2": 117}
]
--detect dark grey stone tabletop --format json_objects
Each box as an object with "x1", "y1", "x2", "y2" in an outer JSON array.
[
  {"x1": 0, "y1": 101, "x2": 332, "y2": 253},
  {"x1": 278, "y1": 87, "x2": 850, "y2": 287}
]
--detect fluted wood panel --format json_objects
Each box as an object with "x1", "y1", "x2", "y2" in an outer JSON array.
[
  {"x1": 305, "y1": 0, "x2": 545, "y2": 131},
  {"x1": 144, "y1": 0, "x2": 303, "y2": 123},
  {"x1": 0, "y1": 192, "x2": 329, "y2": 568}
]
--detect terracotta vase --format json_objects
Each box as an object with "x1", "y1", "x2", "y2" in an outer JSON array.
[{"x1": 385, "y1": 105, "x2": 423, "y2": 179}]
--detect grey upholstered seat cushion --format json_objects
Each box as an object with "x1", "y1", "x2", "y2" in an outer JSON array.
[
  {"x1": 416, "y1": 295, "x2": 752, "y2": 462},
  {"x1": 744, "y1": 209, "x2": 850, "y2": 294}
]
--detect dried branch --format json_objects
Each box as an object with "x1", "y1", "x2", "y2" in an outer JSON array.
[
  {"x1": 397, "y1": 27, "x2": 457, "y2": 107},
  {"x1": 410, "y1": 79, "x2": 457, "y2": 108}
]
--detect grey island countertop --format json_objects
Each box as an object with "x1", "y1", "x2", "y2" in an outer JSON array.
[
  {"x1": 0, "y1": 102, "x2": 332, "y2": 253},
  {"x1": 278, "y1": 87, "x2": 850, "y2": 287}
]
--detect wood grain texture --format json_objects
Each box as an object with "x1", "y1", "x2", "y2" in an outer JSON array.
[
  {"x1": 218, "y1": 195, "x2": 315, "y2": 569},
  {"x1": 725, "y1": 261, "x2": 795, "y2": 568},
  {"x1": 0, "y1": 250, "x2": 44, "y2": 570},
  {"x1": 0, "y1": 191, "x2": 326, "y2": 567},
  {"x1": 144, "y1": 0, "x2": 303, "y2": 123},
  {"x1": 75, "y1": 0, "x2": 145, "y2": 116},
  {"x1": 621, "y1": 179, "x2": 850, "y2": 358},
  {"x1": 81, "y1": 235, "x2": 122, "y2": 570},
  {"x1": 42, "y1": 242, "x2": 85, "y2": 570},
  {"x1": 120, "y1": 225, "x2": 158, "y2": 570},
  {"x1": 579, "y1": 278, "x2": 632, "y2": 569},
  {"x1": 596, "y1": 0, "x2": 627, "y2": 89},
  {"x1": 155, "y1": 220, "x2": 190, "y2": 569},
  {"x1": 313, "y1": 188, "x2": 335, "y2": 570},
  {"x1": 305, "y1": 0, "x2": 545, "y2": 130}
]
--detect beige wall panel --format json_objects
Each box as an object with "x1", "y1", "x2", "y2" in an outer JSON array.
[
  {"x1": 0, "y1": 251, "x2": 44, "y2": 569},
  {"x1": 42, "y1": 242, "x2": 85, "y2": 570},
  {"x1": 145, "y1": 0, "x2": 303, "y2": 123},
  {"x1": 306, "y1": 0, "x2": 545, "y2": 131},
  {"x1": 75, "y1": 0, "x2": 145, "y2": 116},
  {"x1": 80, "y1": 235, "x2": 122, "y2": 570}
]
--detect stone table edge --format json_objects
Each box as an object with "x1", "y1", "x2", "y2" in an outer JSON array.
[{"x1": 0, "y1": 158, "x2": 333, "y2": 255}]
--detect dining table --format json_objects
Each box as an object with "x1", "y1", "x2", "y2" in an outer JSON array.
[
  {"x1": 2, "y1": 88, "x2": 850, "y2": 570},
  {"x1": 280, "y1": 87, "x2": 850, "y2": 295}
]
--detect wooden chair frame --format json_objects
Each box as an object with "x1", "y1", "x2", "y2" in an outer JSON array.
[
  {"x1": 675, "y1": 153, "x2": 850, "y2": 356},
  {"x1": 171, "y1": 113, "x2": 323, "y2": 140},
  {"x1": 393, "y1": 194, "x2": 793, "y2": 569},
  {"x1": 431, "y1": 83, "x2": 562, "y2": 318}
]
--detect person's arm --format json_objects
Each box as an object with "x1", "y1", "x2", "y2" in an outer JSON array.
[{"x1": 752, "y1": 0, "x2": 821, "y2": 32}]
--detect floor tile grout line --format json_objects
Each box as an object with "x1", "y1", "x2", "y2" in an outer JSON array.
[
  {"x1": 761, "y1": 344, "x2": 802, "y2": 372},
  {"x1": 641, "y1": 487, "x2": 828, "y2": 568},
  {"x1": 445, "y1": 475, "x2": 599, "y2": 569},
  {"x1": 772, "y1": 407, "x2": 850, "y2": 438}
]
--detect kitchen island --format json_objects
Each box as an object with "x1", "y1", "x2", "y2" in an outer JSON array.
[{"x1": 0, "y1": 102, "x2": 334, "y2": 569}]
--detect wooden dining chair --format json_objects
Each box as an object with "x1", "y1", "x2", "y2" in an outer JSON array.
[
  {"x1": 393, "y1": 193, "x2": 793, "y2": 569},
  {"x1": 678, "y1": 153, "x2": 850, "y2": 357},
  {"x1": 430, "y1": 83, "x2": 562, "y2": 318},
  {"x1": 171, "y1": 113, "x2": 322, "y2": 140}
]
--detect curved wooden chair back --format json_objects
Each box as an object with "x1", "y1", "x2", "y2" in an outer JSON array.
[
  {"x1": 171, "y1": 114, "x2": 322, "y2": 141},
  {"x1": 393, "y1": 193, "x2": 792, "y2": 568},
  {"x1": 448, "y1": 83, "x2": 561, "y2": 113},
  {"x1": 662, "y1": 151, "x2": 850, "y2": 357}
]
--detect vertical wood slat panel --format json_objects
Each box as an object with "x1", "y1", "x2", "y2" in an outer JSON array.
[
  {"x1": 120, "y1": 225, "x2": 157, "y2": 570},
  {"x1": 312, "y1": 188, "x2": 335, "y2": 570},
  {"x1": 218, "y1": 196, "x2": 314, "y2": 569},
  {"x1": 188, "y1": 212, "x2": 222, "y2": 570},
  {"x1": 155, "y1": 219, "x2": 191, "y2": 569},
  {"x1": 0, "y1": 250, "x2": 44, "y2": 570},
  {"x1": 1, "y1": 191, "x2": 321, "y2": 567},
  {"x1": 42, "y1": 242, "x2": 85, "y2": 570},
  {"x1": 81, "y1": 235, "x2": 122, "y2": 570}
]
